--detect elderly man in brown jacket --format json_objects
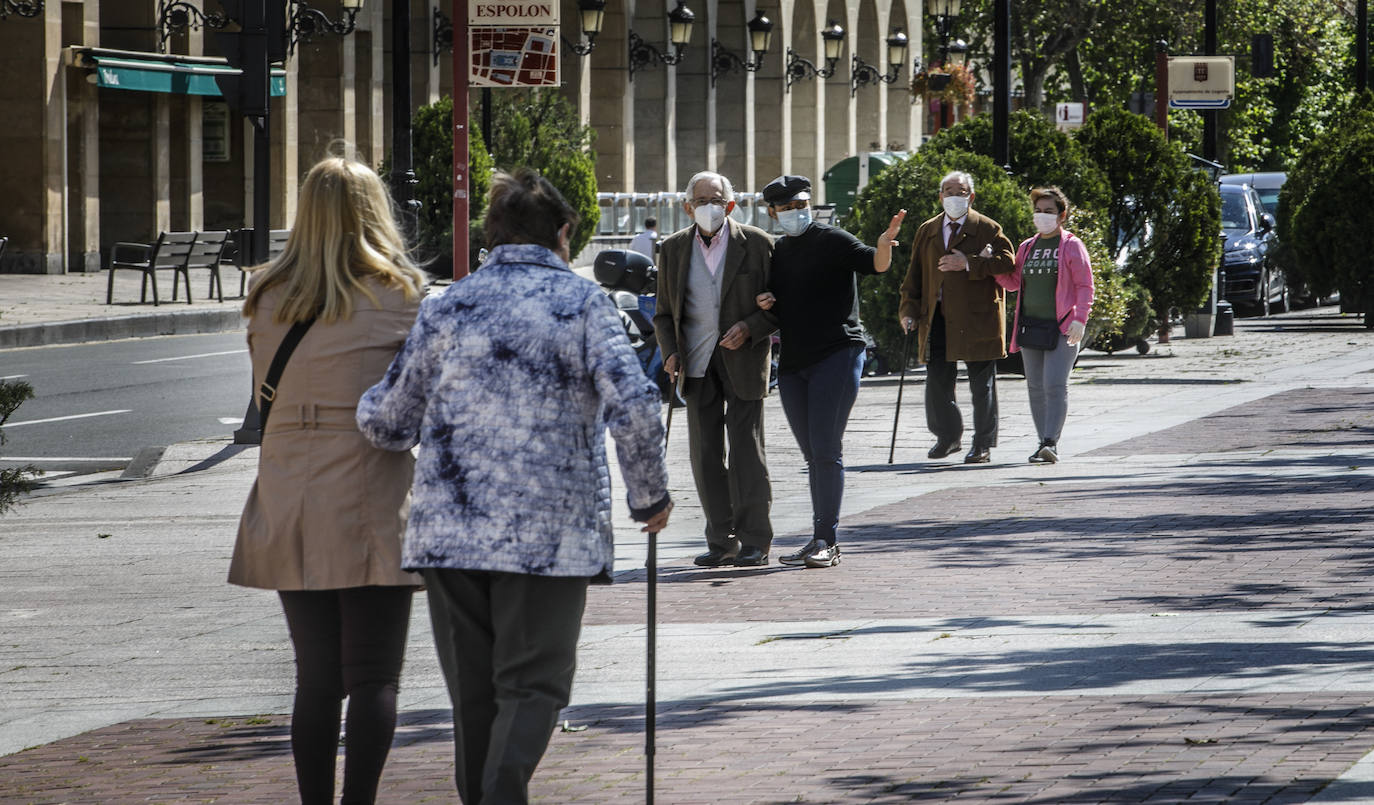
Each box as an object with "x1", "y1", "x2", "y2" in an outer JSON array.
[
  {"x1": 654, "y1": 170, "x2": 778, "y2": 567},
  {"x1": 899, "y1": 170, "x2": 1015, "y2": 464}
]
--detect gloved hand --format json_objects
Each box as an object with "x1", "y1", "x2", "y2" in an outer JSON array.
[{"x1": 1066, "y1": 320, "x2": 1086, "y2": 346}]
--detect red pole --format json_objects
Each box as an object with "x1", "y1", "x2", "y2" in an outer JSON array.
[{"x1": 452, "y1": 1, "x2": 471, "y2": 281}]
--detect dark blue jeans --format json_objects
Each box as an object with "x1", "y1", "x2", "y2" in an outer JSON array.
[{"x1": 777, "y1": 345, "x2": 865, "y2": 545}]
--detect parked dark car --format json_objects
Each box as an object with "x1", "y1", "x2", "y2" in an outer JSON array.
[{"x1": 1217, "y1": 182, "x2": 1286, "y2": 315}]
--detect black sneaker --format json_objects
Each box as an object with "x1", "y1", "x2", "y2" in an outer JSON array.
[
  {"x1": 779, "y1": 538, "x2": 825, "y2": 566},
  {"x1": 803, "y1": 542, "x2": 841, "y2": 568},
  {"x1": 1034, "y1": 441, "x2": 1059, "y2": 464}
]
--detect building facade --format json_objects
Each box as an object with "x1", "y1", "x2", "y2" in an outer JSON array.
[{"x1": 0, "y1": 0, "x2": 929, "y2": 274}]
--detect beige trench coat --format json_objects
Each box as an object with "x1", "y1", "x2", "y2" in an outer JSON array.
[{"x1": 229, "y1": 279, "x2": 421, "y2": 590}]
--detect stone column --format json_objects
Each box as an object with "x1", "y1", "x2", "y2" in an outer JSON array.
[{"x1": 74, "y1": 0, "x2": 102, "y2": 271}]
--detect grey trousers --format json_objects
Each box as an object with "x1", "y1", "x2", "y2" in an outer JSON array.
[
  {"x1": 423, "y1": 568, "x2": 588, "y2": 805},
  {"x1": 684, "y1": 351, "x2": 773, "y2": 551},
  {"x1": 1020, "y1": 332, "x2": 1080, "y2": 444}
]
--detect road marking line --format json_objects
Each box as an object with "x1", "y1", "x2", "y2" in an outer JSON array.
[
  {"x1": 4, "y1": 410, "x2": 132, "y2": 428},
  {"x1": 132, "y1": 349, "x2": 247, "y2": 364},
  {"x1": 1, "y1": 457, "x2": 132, "y2": 462},
  {"x1": 218, "y1": 417, "x2": 244, "y2": 425},
  {"x1": 1, "y1": 374, "x2": 27, "y2": 380}
]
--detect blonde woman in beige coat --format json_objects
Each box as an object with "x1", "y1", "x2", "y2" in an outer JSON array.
[{"x1": 230, "y1": 156, "x2": 427, "y2": 805}]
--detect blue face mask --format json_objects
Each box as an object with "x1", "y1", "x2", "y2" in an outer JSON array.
[{"x1": 777, "y1": 207, "x2": 812, "y2": 237}]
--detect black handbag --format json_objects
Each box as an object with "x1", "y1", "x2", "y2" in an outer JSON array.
[
  {"x1": 234, "y1": 318, "x2": 316, "y2": 445},
  {"x1": 1016, "y1": 299, "x2": 1069, "y2": 351}
]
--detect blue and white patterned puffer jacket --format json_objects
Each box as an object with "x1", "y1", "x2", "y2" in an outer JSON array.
[{"x1": 356, "y1": 244, "x2": 670, "y2": 580}]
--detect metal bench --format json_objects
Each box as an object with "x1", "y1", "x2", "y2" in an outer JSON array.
[
  {"x1": 106, "y1": 231, "x2": 197, "y2": 306},
  {"x1": 175, "y1": 230, "x2": 231, "y2": 304}
]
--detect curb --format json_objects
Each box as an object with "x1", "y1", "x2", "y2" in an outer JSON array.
[{"x1": 0, "y1": 307, "x2": 245, "y2": 349}]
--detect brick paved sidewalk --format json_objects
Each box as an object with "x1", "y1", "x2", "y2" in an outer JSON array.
[{"x1": 4, "y1": 381, "x2": 1374, "y2": 803}]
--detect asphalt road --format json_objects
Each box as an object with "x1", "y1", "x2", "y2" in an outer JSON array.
[{"x1": 0, "y1": 331, "x2": 252, "y2": 478}]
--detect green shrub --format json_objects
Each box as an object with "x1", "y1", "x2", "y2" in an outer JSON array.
[
  {"x1": 1280, "y1": 91, "x2": 1374, "y2": 321},
  {"x1": 1076, "y1": 107, "x2": 1220, "y2": 320},
  {"x1": 921, "y1": 110, "x2": 1111, "y2": 218},
  {"x1": 0, "y1": 379, "x2": 37, "y2": 515}
]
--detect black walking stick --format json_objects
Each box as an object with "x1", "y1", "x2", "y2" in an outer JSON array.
[
  {"x1": 647, "y1": 371, "x2": 681, "y2": 804},
  {"x1": 887, "y1": 329, "x2": 915, "y2": 464},
  {"x1": 645, "y1": 524, "x2": 658, "y2": 805}
]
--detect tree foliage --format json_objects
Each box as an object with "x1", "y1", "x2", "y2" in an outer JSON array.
[
  {"x1": 0, "y1": 379, "x2": 37, "y2": 515},
  {"x1": 485, "y1": 89, "x2": 600, "y2": 257},
  {"x1": 407, "y1": 89, "x2": 600, "y2": 267},
  {"x1": 1280, "y1": 91, "x2": 1374, "y2": 321},
  {"x1": 921, "y1": 110, "x2": 1111, "y2": 217},
  {"x1": 1076, "y1": 107, "x2": 1220, "y2": 319},
  {"x1": 409, "y1": 96, "x2": 494, "y2": 268},
  {"x1": 846, "y1": 148, "x2": 1032, "y2": 364},
  {"x1": 959, "y1": 0, "x2": 1357, "y2": 172}
]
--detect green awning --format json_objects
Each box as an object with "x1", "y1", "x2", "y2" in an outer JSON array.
[{"x1": 85, "y1": 54, "x2": 286, "y2": 98}]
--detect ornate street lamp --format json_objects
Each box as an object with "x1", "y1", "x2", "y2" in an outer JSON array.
[
  {"x1": 851, "y1": 27, "x2": 908, "y2": 95},
  {"x1": 566, "y1": 0, "x2": 606, "y2": 55},
  {"x1": 288, "y1": 0, "x2": 363, "y2": 53},
  {"x1": 785, "y1": 19, "x2": 845, "y2": 91},
  {"x1": 710, "y1": 10, "x2": 773, "y2": 86},
  {"x1": 628, "y1": 0, "x2": 697, "y2": 79},
  {"x1": 0, "y1": 0, "x2": 43, "y2": 19}
]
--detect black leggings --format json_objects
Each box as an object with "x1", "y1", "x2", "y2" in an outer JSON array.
[{"x1": 279, "y1": 585, "x2": 413, "y2": 805}]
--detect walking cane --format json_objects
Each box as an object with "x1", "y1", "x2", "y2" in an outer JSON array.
[
  {"x1": 887, "y1": 329, "x2": 915, "y2": 464},
  {"x1": 647, "y1": 371, "x2": 681, "y2": 804},
  {"x1": 646, "y1": 524, "x2": 658, "y2": 805}
]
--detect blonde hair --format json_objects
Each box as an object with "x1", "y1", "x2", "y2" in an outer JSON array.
[{"x1": 243, "y1": 156, "x2": 426, "y2": 324}]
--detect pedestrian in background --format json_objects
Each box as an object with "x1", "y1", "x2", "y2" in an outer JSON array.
[
  {"x1": 357, "y1": 168, "x2": 671, "y2": 805},
  {"x1": 629, "y1": 216, "x2": 659, "y2": 258},
  {"x1": 998, "y1": 186, "x2": 1094, "y2": 463},
  {"x1": 230, "y1": 156, "x2": 428, "y2": 805},
  {"x1": 653, "y1": 170, "x2": 777, "y2": 567},
  {"x1": 898, "y1": 170, "x2": 1015, "y2": 464},
  {"x1": 754, "y1": 175, "x2": 906, "y2": 568}
]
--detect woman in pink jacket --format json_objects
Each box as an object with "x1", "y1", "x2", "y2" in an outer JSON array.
[{"x1": 1000, "y1": 187, "x2": 1094, "y2": 463}]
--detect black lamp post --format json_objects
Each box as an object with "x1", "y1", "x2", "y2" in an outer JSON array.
[
  {"x1": 710, "y1": 10, "x2": 773, "y2": 86},
  {"x1": 785, "y1": 19, "x2": 845, "y2": 91},
  {"x1": 851, "y1": 27, "x2": 907, "y2": 96},
  {"x1": 629, "y1": 0, "x2": 696, "y2": 79}
]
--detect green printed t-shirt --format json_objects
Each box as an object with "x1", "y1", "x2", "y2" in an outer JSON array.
[{"x1": 1020, "y1": 235, "x2": 1060, "y2": 321}]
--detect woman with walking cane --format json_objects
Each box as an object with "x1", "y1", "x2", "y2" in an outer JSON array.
[
  {"x1": 230, "y1": 155, "x2": 428, "y2": 805},
  {"x1": 357, "y1": 168, "x2": 672, "y2": 804},
  {"x1": 754, "y1": 174, "x2": 906, "y2": 569}
]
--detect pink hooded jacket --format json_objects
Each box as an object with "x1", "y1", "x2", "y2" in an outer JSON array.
[{"x1": 998, "y1": 230, "x2": 1095, "y2": 353}]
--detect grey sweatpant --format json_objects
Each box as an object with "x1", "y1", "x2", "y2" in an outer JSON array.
[{"x1": 1020, "y1": 332, "x2": 1079, "y2": 444}]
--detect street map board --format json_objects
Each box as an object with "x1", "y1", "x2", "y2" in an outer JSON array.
[{"x1": 470, "y1": 27, "x2": 560, "y2": 87}]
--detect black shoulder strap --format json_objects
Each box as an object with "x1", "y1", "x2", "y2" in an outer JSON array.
[{"x1": 257, "y1": 318, "x2": 316, "y2": 432}]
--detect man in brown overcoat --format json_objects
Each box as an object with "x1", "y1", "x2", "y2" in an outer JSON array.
[{"x1": 898, "y1": 170, "x2": 1015, "y2": 464}]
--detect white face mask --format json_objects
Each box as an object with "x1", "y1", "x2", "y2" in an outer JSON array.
[
  {"x1": 776, "y1": 207, "x2": 812, "y2": 237},
  {"x1": 694, "y1": 203, "x2": 727, "y2": 234},
  {"x1": 1033, "y1": 212, "x2": 1061, "y2": 235},
  {"x1": 942, "y1": 195, "x2": 970, "y2": 220}
]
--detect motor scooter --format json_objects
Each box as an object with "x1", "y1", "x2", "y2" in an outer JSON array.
[{"x1": 592, "y1": 249, "x2": 673, "y2": 401}]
